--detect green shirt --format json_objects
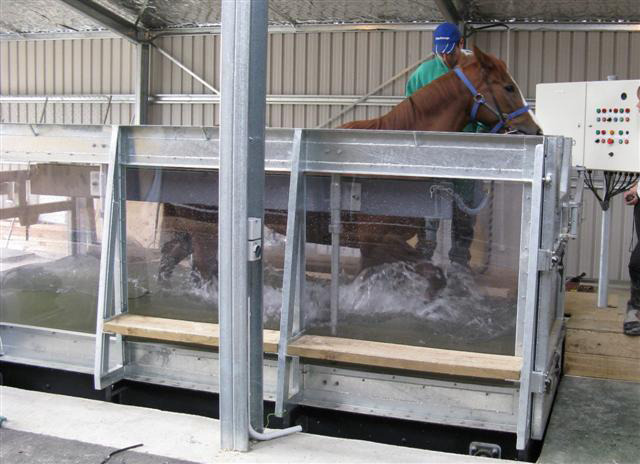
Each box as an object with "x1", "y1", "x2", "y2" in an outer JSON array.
[{"x1": 405, "y1": 57, "x2": 486, "y2": 133}]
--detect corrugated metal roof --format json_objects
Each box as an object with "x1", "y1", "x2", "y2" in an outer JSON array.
[
  {"x1": 464, "y1": 0, "x2": 640, "y2": 23},
  {"x1": 1, "y1": 0, "x2": 637, "y2": 37},
  {"x1": 0, "y1": 0, "x2": 105, "y2": 34}
]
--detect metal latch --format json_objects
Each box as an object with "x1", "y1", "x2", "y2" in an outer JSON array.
[
  {"x1": 537, "y1": 249, "x2": 553, "y2": 271},
  {"x1": 530, "y1": 371, "x2": 551, "y2": 394},
  {"x1": 248, "y1": 217, "x2": 262, "y2": 262}
]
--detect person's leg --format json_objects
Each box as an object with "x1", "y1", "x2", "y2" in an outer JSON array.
[{"x1": 624, "y1": 203, "x2": 640, "y2": 335}]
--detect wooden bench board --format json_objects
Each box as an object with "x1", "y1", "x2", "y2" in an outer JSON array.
[
  {"x1": 103, "y1": 314, "x2": 280, "y2": 352},
  {"x1": 288, "y1": 335, "x2": 522, "y2": 381},
  {"x1": 104, "y1": 314, "x2": 522, "y2": 381}
]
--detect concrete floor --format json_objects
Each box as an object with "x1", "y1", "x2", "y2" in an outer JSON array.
[
  {"x1": 538, "y1": 376, "x2": 640, "y2": 464},
  {"x1": 0, "y1": 386, "x2": 504, "y2": 464},
  {"x1": 1, "y1": 429, "x2": 197, "y2": 464}
]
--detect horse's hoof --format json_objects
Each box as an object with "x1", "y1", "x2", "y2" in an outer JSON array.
[{"x1": 414, "y1": 261, "x2": 447, "y2": 298}]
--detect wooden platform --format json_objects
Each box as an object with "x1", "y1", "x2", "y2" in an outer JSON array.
[
  {"x1": 104, "y1": 314, "x2": 522, "y2": 381},
  {"x1": 103, "y1": 315, "x2": 280, "y2": 353},
  {"x1": 564, "y1": 290, "x2": 640, "y2": 382}
]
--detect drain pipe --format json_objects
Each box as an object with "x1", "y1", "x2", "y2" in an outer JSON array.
[{"x1": 248, "y1": 424, "x2": 302, "y2": 441}]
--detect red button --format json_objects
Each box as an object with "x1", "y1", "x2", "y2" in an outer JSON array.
[
  {"x1": 626, "y1": 108, "x2": 630, "y2": 113},
  {"x1": 614, "y1": 108, "x2": 619, "y2": 113},
  {"x1": 607, "y1": 138, "x2": 614, "y2": 144},
  {"x1": 626, "y1": 117, "x2": 630, "y2": 122},
  {"x1": 625, "y1": 140, "x2": 629, "y2": 144},
  {"x1": 601, "y1": 138, "x2": 606, "y2": 143}
]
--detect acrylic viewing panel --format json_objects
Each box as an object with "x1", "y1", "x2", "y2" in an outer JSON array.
[
  {"x1": 0, "y1": 163, "x2": 104, "y2": 333},
  {"x1": 124, "y1": 168, "x2": 291, "y2": 331},
  {"x1": 299, "y1": 176, "x2": 524, "y2": 356}
]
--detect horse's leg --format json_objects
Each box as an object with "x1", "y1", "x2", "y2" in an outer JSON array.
[
  {"x1": 449, "y1": 180, "x2": 477, "y2": 267},
  {"x1": 415, "y1": 218, "x2": 439, "y2": 261},
  {"x1": 191, "y1": 225, "x2": 218, "y2": 285},
  {"x1": 158, "y1": 229, "x2": 193, "y2": 283}
]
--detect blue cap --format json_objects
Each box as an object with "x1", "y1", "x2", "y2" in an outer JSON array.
[{"x1": 433, "y1": 22, "x2": 461, "y2": 54}]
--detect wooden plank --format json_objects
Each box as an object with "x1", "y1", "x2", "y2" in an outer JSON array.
[
  {"x1": 566, "y1": 329, "x2": 640, "y2": 359},
  {"x1": 287, "y1": 335, "x2": 522, "y2": 381},
  {"x1": 0, "y1": 200, "x2": 74, "y2": 221},
  {"x1": 566, "y1": 318, "x2": 623, "y2": 333},
  {"x1": 564, "y1": 291, "x2": 622, "y2": 316},
  {"x1": 564, "y1": 352, "x2": 640, "y2": 383},
  {"x1": 103, "y1": 314, "x2": 280, "y2": 353}
]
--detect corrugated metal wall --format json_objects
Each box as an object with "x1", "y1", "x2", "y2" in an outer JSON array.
[
  {"x1": 1, "y1": 28, "x2": 639, "y2": 281},
  {"x1": 0, "y1": 39, "x2": 136, "y2": 124}
]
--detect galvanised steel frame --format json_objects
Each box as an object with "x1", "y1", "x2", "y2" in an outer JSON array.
[{"x1": 0, "y1": 122, "x2": 573, "y2": 453}]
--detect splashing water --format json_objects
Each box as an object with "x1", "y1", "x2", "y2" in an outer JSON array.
[{"x1": 2, "y1": 253, "x2": 517, "y2": 353}]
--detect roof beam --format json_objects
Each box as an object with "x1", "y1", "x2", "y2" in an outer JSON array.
[
  {"x1": 56, "y1": 0, "x2": 142, "y2": 43},
  {"x1": 433, "y1": 0, "x2": 463, "y2": 25}
]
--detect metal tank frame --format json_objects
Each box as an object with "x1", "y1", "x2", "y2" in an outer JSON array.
[{"x1": 0, "y1": 123, "x2": 575, "y2": 453}]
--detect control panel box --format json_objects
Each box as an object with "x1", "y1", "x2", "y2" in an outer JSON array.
[{"x1": 536, "y1": 80, "x2": 639, "y2": 172}]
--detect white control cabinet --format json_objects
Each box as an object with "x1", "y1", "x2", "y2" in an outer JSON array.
[{"x1": 536, "y1": 80, "x2": 639, "y2": 172}]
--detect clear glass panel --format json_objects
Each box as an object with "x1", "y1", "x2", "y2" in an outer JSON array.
[
  {"x1": 301, "y1": 176, "x2": 523, "y2": 356},
  {"x1": 1, "y1": 163, "x2": 104, "y2": 333},
  {"x1": 125, "y1": 169, "x2": 289, "y2": 331},
  {"x1": 125, "y1": 168, "x2": 218, "y2": 323}
]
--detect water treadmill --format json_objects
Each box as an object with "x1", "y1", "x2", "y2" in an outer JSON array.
[{"x1": 0, "y1": 123, "x2": 577, "y2": 455}]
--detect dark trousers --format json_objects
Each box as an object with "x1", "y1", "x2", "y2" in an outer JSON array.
[{"x1": 629, "y1": 203, "x2": 640, "y2": 309}]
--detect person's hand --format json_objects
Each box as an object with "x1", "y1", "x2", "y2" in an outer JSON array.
[{"x1": 625, "y1": 186, "x2": 639, "y2": 206}]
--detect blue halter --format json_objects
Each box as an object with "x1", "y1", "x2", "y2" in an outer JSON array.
[{"x1": 453, "y1": 67, "x2": 530, "y2": 134}]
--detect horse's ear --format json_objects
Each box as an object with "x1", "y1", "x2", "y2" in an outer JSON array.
[{"x1": 473, "y1": 45, "x2": 495, "y2": 71}]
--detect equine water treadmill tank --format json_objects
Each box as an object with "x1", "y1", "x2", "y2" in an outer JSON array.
[{"x1": 0, "y1": 124, "x2": 574, "y2": 454}]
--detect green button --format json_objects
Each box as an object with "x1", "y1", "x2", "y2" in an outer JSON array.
[
  {"x1": 619, "y1": 130, "x2": 623, "y2": 135},
  {"x1": 596, "y1": 109, "x2": 601, "y2": 113}
]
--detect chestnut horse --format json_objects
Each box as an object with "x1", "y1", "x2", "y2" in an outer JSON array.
[{"x1": 159, "y1": 46, "x2": 541, "y2": 292}]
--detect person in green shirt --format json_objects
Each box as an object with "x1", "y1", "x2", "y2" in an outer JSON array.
[{"x1": 406, "y1": 22, "x2": 484, "y2": 268}]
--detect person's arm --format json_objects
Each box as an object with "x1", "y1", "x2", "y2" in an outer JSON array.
[{"x1": 625, "y1": 182, "x2": 639, "y2": 206}]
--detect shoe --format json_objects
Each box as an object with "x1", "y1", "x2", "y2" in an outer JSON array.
[{"x1": 623, "y1": 305, "x2": 640, "y2": 336}]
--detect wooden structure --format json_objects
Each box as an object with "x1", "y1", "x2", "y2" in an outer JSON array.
[
  {"x1": 104, "y1": 314, "x2": 522, "y2": 381},
  {"x1": 564, "y1": 290, "x2": 640, "y2": 382}
]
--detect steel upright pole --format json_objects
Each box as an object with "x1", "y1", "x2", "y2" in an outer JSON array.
[
  {"x1": 597, "y1": 205, "x2": 612, "y2": 308},
  {"x1": 219, "y1": 0, "x2": 269, "y2": 452},
  {"x1": 134, "y1": 43, "x2": 150, "y2": 125}
]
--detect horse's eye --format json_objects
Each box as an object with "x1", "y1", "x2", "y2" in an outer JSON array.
[{"x1": 504, "y1": 84, "x2": 515, "y2": 93}]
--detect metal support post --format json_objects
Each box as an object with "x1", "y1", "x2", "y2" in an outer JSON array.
[
  {"x1": 597, "y1": 203, "x2": 612, "y2": 308},
  {"x1": 153, "y1": 45, "x2": 220, "y2": 96},
  {"x1": 516, "y1": 144, "x2": 545, "y2": 452},
  {"x1": 329, "y1": 174, "x2": 341, "y2": 335},
  {"x1": 134, "y1": 43, "x2": 150, "y2": 125},
  {"x1": 94, "y1": 125, "x2": 125, "y2": 389},
  {"x1": 276, "y1": 129, "x2": 305, "y2": 418},
  {"x1": 219, "y1": 0, "x2": 279, "y2": 452}
]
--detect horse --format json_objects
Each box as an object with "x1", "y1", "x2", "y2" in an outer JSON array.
[{"x1": 158, "y1": 46, "x2": 541, "y2": 297}]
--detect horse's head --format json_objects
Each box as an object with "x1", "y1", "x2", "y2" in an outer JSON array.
[{"x1": 463, "y1": 46, "x2": 543, "y2": 135}]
